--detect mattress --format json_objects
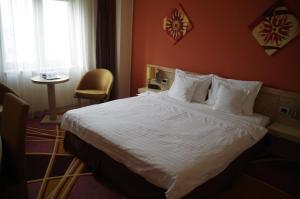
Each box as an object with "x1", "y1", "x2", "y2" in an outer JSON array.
[{"x1": 61, "y1": 92, "x2": 269, "y2": 199}]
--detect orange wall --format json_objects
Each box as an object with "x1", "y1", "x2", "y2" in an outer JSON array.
[{"x1": 131, "y1": 0, "x2": 300, "y2": 95}]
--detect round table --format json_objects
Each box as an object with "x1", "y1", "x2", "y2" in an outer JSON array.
[{"x1": 31, "y1": 75, "x2": 69, "y2": 123}]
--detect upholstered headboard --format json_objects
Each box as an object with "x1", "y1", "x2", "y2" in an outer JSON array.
[{"x1": 145, "y1": 64, "x2": 300, "y2": 128}]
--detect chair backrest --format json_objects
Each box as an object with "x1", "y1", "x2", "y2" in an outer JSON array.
[
  {"x1": 0, "y1": 82, "x2": 17, "y2": 105},
  {"x1": 0, "y1": 93, "x2": 29, "y2": 183},
  {"x1": 77, "y1": 68, "x2": 114, "y2": 96}
]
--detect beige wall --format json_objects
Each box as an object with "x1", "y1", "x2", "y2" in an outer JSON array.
[{"x1": 116, "y1": 0, "x2": 133, "y2": 98}]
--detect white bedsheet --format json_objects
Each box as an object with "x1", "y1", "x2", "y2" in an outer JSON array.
[{"x1": 61, "y1": 92, "x2": 268, "y2": 199}]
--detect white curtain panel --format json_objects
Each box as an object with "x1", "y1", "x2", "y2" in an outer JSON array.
[{"x1": 0, "y1": 0, "x2": 97, "y2": 112}]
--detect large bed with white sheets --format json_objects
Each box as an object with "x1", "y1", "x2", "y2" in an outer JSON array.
[{"x1": 61, "y1": 90, "x2": 269, "y2": 199}]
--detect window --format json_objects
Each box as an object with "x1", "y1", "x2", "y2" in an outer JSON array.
[
  {"x1": 0, "y1": 0, "x2": 96, "y2": 112},
  {"x1": 0, "y1": 0, "x2": 76, "y2": 72}
]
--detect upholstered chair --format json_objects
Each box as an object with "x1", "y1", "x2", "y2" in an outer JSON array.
[
  {"x1": 0, "y1": 93, "x2": 30, "y2": 199},
  {"x1": 0, "y1": 82, "x2": 17, "y2": 114},
  {"x1": 74, "y1": 69, "x2": 114, "y2": 104}
]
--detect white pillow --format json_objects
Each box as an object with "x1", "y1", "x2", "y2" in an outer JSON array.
[
  {"x1": 213, "y1": 85, "x2": 249, "y2": 114},
  {"x1": 176, "y1": 69, "x2": 212, "y2": 103},
  {"x1": 168, "y1": 70, "x2": 198, "y2": 102},
  {"x1": 207, "y1": 75, "x2": 262, "y2": 115}
]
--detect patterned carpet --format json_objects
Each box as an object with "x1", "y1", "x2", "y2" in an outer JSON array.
[{"x1": 25, "y1": 118, "x2": 123, "y2": 199}]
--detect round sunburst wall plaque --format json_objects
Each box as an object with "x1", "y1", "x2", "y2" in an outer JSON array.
[
  {"x1": 249, "y1": 0, "x2": 300, "y2": 56},
  {"x1": 163, "y1": 3, "x2": 193, "y2": 44}
]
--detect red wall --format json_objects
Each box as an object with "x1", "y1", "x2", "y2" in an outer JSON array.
[{"x1": 131, "y1": 0, "x2": 300, "y2": 95}]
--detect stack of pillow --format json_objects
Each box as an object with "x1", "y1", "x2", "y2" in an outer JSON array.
[{"x1": 168, "y1": 69, "x2": 262, "y2": 115}]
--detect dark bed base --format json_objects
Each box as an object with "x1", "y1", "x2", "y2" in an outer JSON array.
[{"x1": 64, "y1": 131, "x2": 266, "y2": 199}]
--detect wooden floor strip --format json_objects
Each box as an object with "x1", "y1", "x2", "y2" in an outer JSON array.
[
  {"x1": 27, "y1": 131, "x2": 63, "y2": 139},
  {"x1": 26, "y1": 152, "x2": 72, "y2": 156},
  {"x1": 26, "y1": 139, "x2": 64, "y2": 142},
  {"x1": 25, "y1": 136, "x2": 57, "y2": 141},
  {"x1": 27, "y1": 126, "x2": 60, "y2": 132},
  {"x1": 60, "y1": 162, "x2": 85, "y2": 199},
  {"x1": 36, "y1": 125, "x2": 60, "y2": 199},
  {"x1": 27, "y1": 173, "x2": 93, "y2": 184},
  {"x1": 46, "y1": 158, "x2": 80, "y2": 199},
  {"x1": 27, "y1": 129, "x2": 56, "y2": 136}
]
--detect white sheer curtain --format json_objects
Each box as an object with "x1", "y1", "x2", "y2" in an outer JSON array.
[{"x1": 0, "y1": 0, "x2": 97, "y2": 112}]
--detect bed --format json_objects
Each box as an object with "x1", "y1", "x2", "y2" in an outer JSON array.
[{"x1": 61, "y1": 90, "x2": 269, "y2": 199}]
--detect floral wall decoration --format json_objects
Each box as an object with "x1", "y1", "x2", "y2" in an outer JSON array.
[
  {"x1": 163, "y1": 3, "x2": 193, "y2": 44},
  {"x1": 249, "y1": 0, "x2": 300, "y2": 56}
]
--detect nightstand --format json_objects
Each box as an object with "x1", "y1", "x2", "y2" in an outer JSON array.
[
  {"x1": 267, "y1": 122, "x2": 300, "y2": 162},
  {"x1": 268, "y1": 122, "x2": 300, "y2": 144},
  {"x1": 137, "y1": 87, "x2": 162, "y2": 94},
  {"x1": 244, "y1": 122, "x2": 300, "y2": 198}
]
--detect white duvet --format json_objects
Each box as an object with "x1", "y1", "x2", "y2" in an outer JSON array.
[{"x1": 61, "y1": 92, "x2": 268, "y2": 199}]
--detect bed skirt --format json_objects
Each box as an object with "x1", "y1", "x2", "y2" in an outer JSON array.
[{"x1": 64, "y1": 131, "x2": 266, "y2": 199}]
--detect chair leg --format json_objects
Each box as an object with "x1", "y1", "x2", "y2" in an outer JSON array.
[
  {"x1": 77, "y1": 98, "x2": 81, "y2": 107},
  {"x1": 90, "y1": 99, "x2": 98, "y2": 105}
]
